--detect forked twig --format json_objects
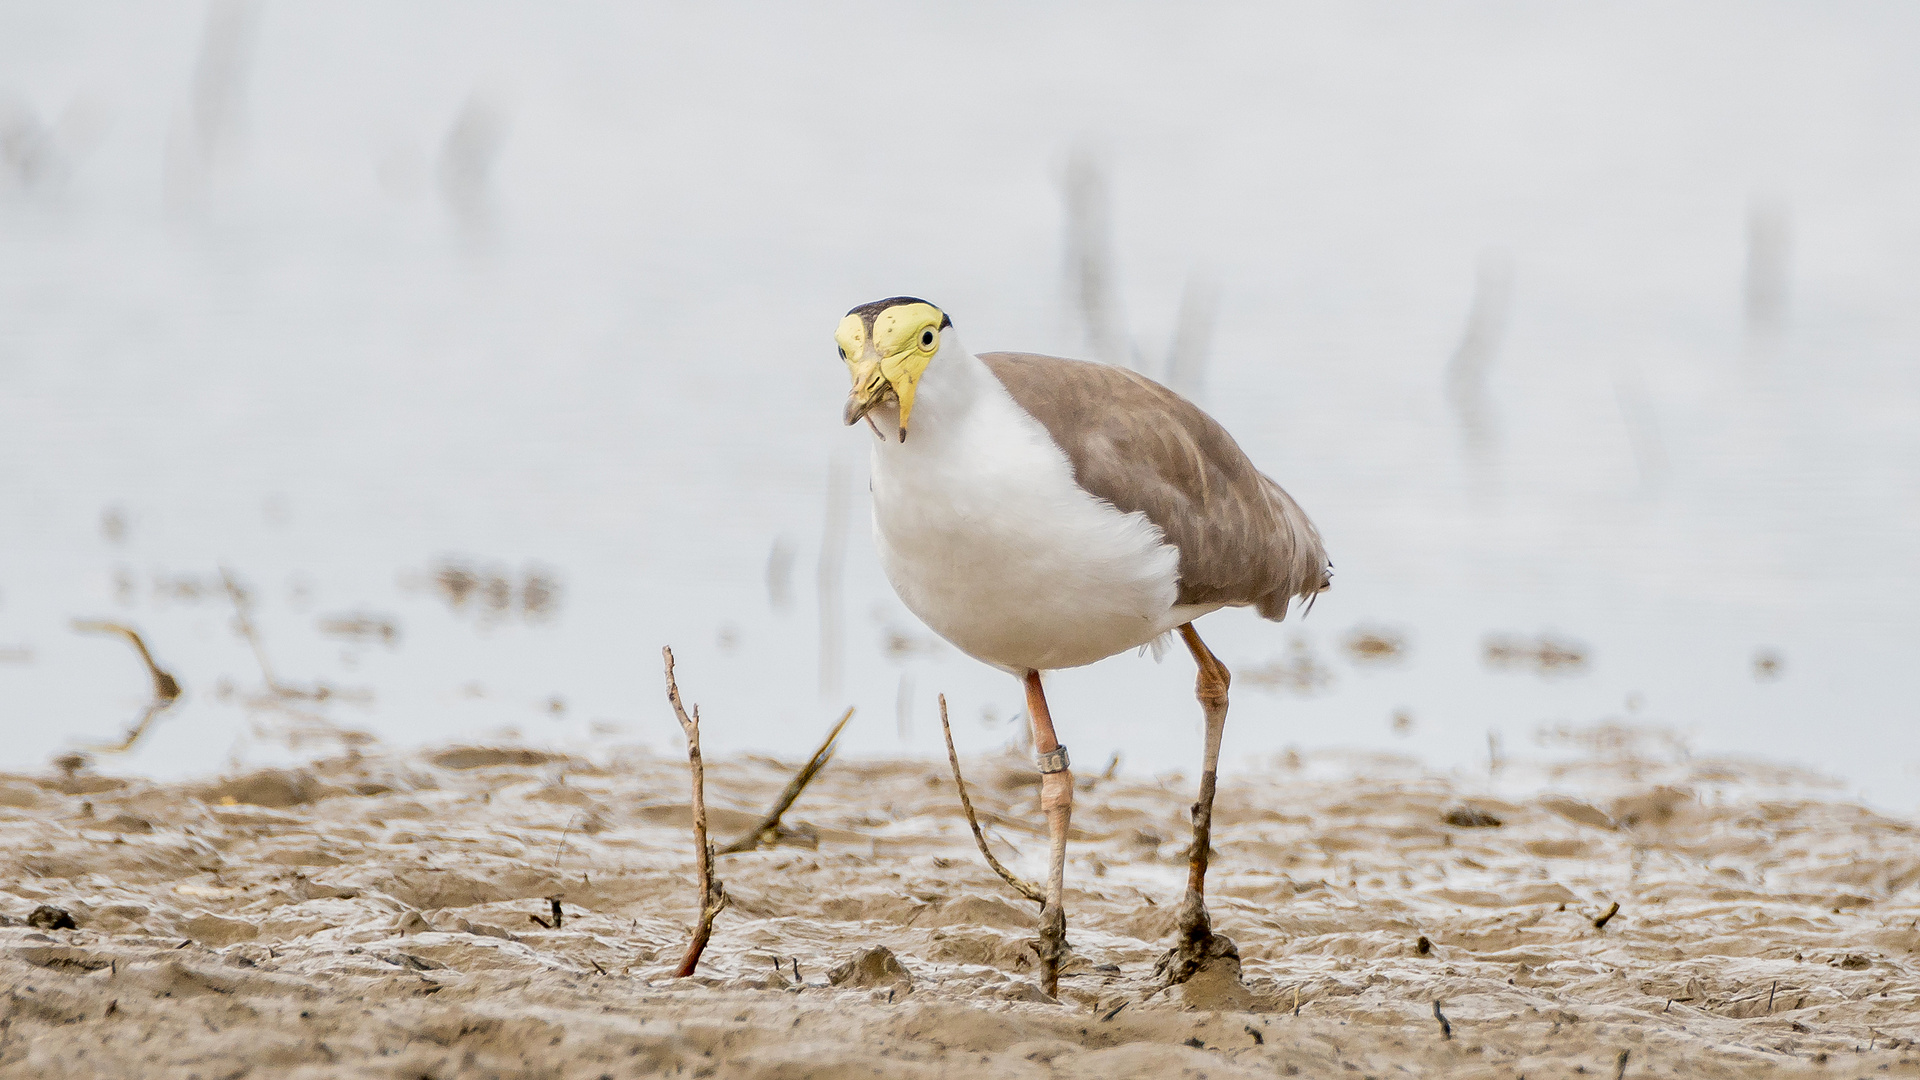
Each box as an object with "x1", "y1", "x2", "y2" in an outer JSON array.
[
  {"x1": 939, "y1": 694, "x2": 1043, "y2": 906},
  {"x1": 664, "y1": 647, "x2": 728, "y2": 977},
  {"x1": 71, "y1": 621, "x2": 182, "y2": 752},
  {"x1": 718, "y1": 706, "x2": 855, "y2": 855}
]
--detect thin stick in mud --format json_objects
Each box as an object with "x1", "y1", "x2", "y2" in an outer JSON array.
[
  {"x1": 220, "y1": 567, "x2": 286, "y2": 696},
  {"x1": 938, "y1": 693, "x2": 1044, "y2": 906},
  {"x1": 664, "y1": 646, "x2": 729, "y2": 977},
  {"x1": 220, "y1": 566, "x2": 354, "y2": 712},
  {"x1": 718, "y1": 706, "x2": 856, "y2": 855},
  {"x1": 71, "y1": 620, "x2": 182, "y2": 752}
]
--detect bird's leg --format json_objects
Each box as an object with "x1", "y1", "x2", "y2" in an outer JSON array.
[
  {"x1": 1178, "y1": 623, "x2": 1230, "y2": 936},
  {"x1": 1157, "y1": 622, "x2": 1240, "y2": 986},
  {"x1": 1023, "y1": 668, "x2": 1072, "y2": 999}
]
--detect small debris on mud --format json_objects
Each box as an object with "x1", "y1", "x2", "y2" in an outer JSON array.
[
  {"x1": 1442, "y1": 805, "x2": 1503, "y2": 828},
  {"x1": 28, "y1": 905, "x2": 77, "y2": 930}
]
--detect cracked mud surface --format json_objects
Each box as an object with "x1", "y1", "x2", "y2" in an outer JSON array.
[{"x1": 2, "y1": 740, "x2": 1917, "y2": 1077}]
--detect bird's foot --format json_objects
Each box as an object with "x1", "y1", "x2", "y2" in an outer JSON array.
[
  {"x1": 1034, "y1": 901, "x2": 1068, "y2": 999},
  {"x1": 1153, "y1": 893, "x2": 1238, "y2": 988}
]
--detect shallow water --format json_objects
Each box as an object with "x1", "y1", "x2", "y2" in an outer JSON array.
[{"x1": 1, "y1": 4, "x2": 1916, "y2": 806}]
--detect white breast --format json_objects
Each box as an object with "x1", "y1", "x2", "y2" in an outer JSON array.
[{"x1": 867, "y1": 346, "x2": 1200, "y2": 672}]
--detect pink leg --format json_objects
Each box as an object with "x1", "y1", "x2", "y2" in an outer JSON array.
[
  {"x1": 1158, "y1": 623, "x2": 1238, "y2": 985},
  {"x1": 1024, "y1": 669, "x2": 1073, "y2": 999}
]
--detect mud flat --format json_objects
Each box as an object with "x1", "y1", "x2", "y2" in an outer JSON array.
[{"x1": 2, "y1": 737, "x2": 1917, "y2": 1078}]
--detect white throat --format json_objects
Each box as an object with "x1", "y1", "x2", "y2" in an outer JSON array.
[{"x1": 861, "y1": 335, "x2": 1190, "y2": 672}]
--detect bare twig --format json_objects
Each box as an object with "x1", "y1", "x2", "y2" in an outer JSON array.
[
  {"x1": 665, "y1": 647, "x2": 728, "y2": 977},
  {"x1": 220, "y1": 567, "x2": 366, "y2": 722},
  {"x1": 73, "y1": 621, "x2": 179, "y2": 705},
  {"x1": 938, "y1": 694, "x2": 1044, "y2": 906},
  {"x1": 220, "y1": 567, "x2": 284, "y2": 695},
  {"x1": 71, "y1": 621, "x2": 181, "y2": 752},
  {"x1": 1593, "y1": 901, "x2": 1620, "y2": 930},
  {"x1": 1432, "y1": 999, "x2": 1453, "y2": 1040},
  {"x1": 550, "y1": 813, "x2": 582, "y2": 870},
  {"x1": 717, "y1": 706, "x2": 855, "y2": 855}
]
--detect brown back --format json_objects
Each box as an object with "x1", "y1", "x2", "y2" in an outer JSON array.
[{"x1": 980, "y1": 352, "x2": 1330, "y2": 620}]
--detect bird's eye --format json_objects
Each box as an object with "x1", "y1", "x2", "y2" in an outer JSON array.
[
  {"x1": 920, "y1": 328, "x2": 937, "y2": 349},
  {"x1": 838, "y1": 346, "x2": 847, "y2": 360}
]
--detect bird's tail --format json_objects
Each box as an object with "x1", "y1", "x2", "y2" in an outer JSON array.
[{"x1": 1255, "y1": 474, "x2": 1331, "y2": 622}]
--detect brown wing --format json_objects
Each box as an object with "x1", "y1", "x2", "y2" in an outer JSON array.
[{"x1": 980, "y1": 352, "x2": 1330, "y2": 621}]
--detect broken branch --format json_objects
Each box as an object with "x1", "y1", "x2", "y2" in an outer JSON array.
[
  {"x1": 665, "y1": 647, "x2": 728, "y2": 977},
  {"x1": 939, "y1": 693, "x2": 1044, "y2": 906},
  {"x1": 71, "y1": 620, "x2": 181, "y2": 752},
  {"x1": 718, "y1": 706, "x2": 855, "y2": 855}
]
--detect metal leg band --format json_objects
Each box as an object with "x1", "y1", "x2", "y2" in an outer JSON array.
[{"x1": 1036, "y1": 746, "x2": 1071, "y2": 774}]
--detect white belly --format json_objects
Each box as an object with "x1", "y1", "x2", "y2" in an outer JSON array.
[{"x1": 868, "y1": 379, "x2": 1195, "y2": 672}]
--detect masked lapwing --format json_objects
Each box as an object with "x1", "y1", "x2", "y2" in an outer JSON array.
[{"x1": 837, "y1": 296, "x2": 1331, "y2": 997}]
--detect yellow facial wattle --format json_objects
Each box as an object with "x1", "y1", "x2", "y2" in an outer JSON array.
[
  {"x1": 837, "y1": 301, "x2": 944, "y2": 440},
  {"x1": 836, "y1": 313, "x2": 888, "y2": 425}
]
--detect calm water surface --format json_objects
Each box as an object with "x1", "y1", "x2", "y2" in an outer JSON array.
[{"x1": 2, "y1": 4, "x2": 1916, "y2": 808}]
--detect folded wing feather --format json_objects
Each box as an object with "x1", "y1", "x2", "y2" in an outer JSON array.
[{"x1": 979, "y1": 352, "x2": 1330, "y2": 621}]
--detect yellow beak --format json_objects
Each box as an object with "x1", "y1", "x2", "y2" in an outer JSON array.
[
  {"x1": 835, "y1": 302, "x2": 940, "y2": 441},
  {"x1": 843, "y1": 354, "x2": 893, "y2": 427}
]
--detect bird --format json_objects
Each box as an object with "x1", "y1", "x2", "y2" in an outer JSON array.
[{"x1": 836, "y1": 296, "x2": 1330, "y2": 997}]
